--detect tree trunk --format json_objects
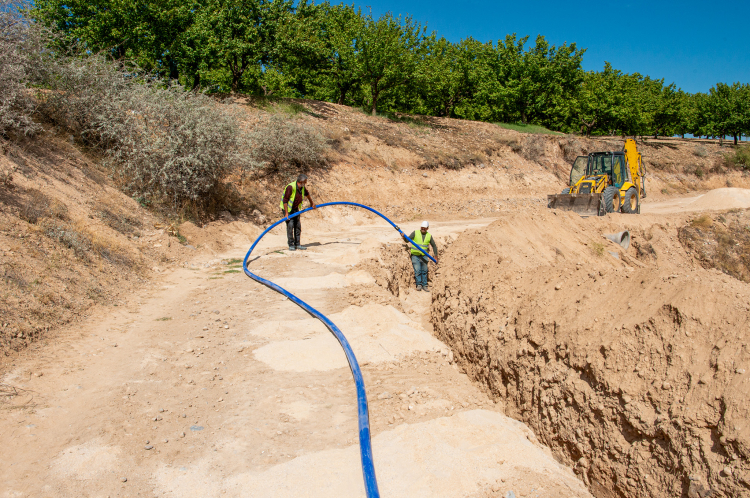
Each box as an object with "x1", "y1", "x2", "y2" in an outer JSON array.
[
  {"x1": 371, "y1": 87, "x2": 379, "y2": 116},
  {"x1": 734, "y1": 133, "x2": 738, "y2": 145}
]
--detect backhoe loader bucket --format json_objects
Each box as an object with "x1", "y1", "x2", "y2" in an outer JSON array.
[{"x1": 547, "y1": 193, "x2": 603, "y2": 217}]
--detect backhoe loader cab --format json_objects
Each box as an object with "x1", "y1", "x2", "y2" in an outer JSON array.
[{"x1": 548, "y1": 139, "x2": 646, "y2": 217}]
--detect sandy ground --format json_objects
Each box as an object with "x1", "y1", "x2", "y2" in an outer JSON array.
[
  {"x1": 641, "y1": 188, "x2": 750, "y2": 214},
  {"x1": 430, "y1": 192, "x2": 750, "y2": 498},
  {"x1": 0, "y1": 217, "x2": 592, "y2": 498}
]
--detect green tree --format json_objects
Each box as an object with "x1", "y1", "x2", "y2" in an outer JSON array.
[
  {"x1": 356, "y1": 11, "x2": 428, "y2": 115},
  {"x1": 415, "y1": 37, "x2": 484, "y2": 118},
  {"x1": 184, "y1": 0, "x2": 293, "y2": 93},
  {"x1": 288, "y1": 2, "x2": 364, "y2": 104},
  {"x1": 706, "y1": 82, "x2": 750, "y2": 145},
  {"x1": 32, "y1": 0, "x2": 195, "y2": 79}
]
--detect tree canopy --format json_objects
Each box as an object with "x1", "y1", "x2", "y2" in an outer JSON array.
[{"x1": 30, "y1": 0, "x2": 750, "y2": 140}]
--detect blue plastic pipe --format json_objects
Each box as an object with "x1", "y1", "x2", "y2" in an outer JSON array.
[{"x1": 242, "y1": 202, "x2": 436, "y2": 498}]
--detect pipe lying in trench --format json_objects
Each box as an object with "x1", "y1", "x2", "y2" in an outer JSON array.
[{"x1": 242, "y1": 202, "x2": 437, "y2": 498}]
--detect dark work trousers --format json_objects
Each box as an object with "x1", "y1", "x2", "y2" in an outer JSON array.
[{"x1": 283, "y1": 207, "x2": 301, "y2": 247}]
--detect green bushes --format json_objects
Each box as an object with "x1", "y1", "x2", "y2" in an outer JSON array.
[{"x1": 727, "y1": 144, "x2": 750, "y2": 169}]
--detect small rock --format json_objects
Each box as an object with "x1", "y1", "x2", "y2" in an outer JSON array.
[
  {"x1": 555, "y1": 283, "x2": 562, "y2": 290},
  {"x1": 163, "y1": 439, "x2": 168, "y2": 443},
  {"x1": 662, "y1": 381, "x2": 671, "y2": 390},
  {"x1": 144, "y1": 445, "x2": 154, "y2": 450},
  {"x1": 722, "y1": 466, "x2": 733, "y2": 477},
  {"x1": 121, "y1": 477, "x2": 127, "y2": 483},
  {"x1": 182, "y1": 413, "x2": 187, "y2": 418},
  {"x1": 408, "y1": 405, "x2": 414, "y2": 410},
  {"x1": 180, "y1": 432, "x2": 186, "y2": 438},
  {"x1": 159, "y1": 408, "x2": 164, "y2": 413},
  {"x1": 224, "y1": 325, "x2": 229, "y2": 329},
  {"x1": 505, "y1": 492, "x2": 516, "y2": 498},
  {"x1": 202, "y1": 327, "x2": 208, "y2": 331}
]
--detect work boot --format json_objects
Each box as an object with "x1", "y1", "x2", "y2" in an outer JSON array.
[
  {"x1": 416, "y1": 285, "x2": 422, "y2": 291},
  {"x1": 296, "y1": 245, "x2": 307, "y2": 250},
  {"x1": 423, "y1": 284, "x2": 430, "y2": 291},
  {"x1": 288, "y1": 245, "x2": 296, "y2": 251}
]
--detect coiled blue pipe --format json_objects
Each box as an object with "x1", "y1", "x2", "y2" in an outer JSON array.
[{"x1": 242, "y1": 202, "x2": 436, "y2": 498}]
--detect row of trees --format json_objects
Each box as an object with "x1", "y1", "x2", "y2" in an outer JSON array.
[{"x1": 29, "y1": 0, "x2": 750, "y2": 141}]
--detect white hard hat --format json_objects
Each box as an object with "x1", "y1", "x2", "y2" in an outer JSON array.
[{"x1": 421, "y1": 221, "x2": 429, "y2": 228}]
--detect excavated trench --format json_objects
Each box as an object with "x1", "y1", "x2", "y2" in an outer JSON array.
[{"x1": 364, "y1": 210, "x2": 750, "y2": 498}]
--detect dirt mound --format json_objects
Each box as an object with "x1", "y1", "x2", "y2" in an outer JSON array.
[
  {"x1": 678, "y1": 210, "x2": 750, "y2": 282},
  {"x1": 684, "y1": 188, "x2": 750, "y2": 211},
  {"x1": 428, "y1": 208, "x2": 750, "y2": 498}
]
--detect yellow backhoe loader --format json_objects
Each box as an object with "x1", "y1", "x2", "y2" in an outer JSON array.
[{"x1": 547, "y1": 139, "x2": 646, "y2": 216}]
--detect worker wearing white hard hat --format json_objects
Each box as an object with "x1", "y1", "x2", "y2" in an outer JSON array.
[{"x1": 402, "y1": 221, "x2": 438, "y2": 291}]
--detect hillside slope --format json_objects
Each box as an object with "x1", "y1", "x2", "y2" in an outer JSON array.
[{"x1": 2, "y1": 98, "x2": 748, "y2": 363}]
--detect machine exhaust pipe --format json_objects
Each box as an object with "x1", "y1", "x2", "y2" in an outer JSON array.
[{"x1": 604, "y1": 231, "x2": 630, "y2": 250}]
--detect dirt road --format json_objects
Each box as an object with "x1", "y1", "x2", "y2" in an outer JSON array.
[{"x1": 1, "y1": 215, "x2": 592, "y2": 498}]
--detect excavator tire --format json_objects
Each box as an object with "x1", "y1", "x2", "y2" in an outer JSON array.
[
  {"x1": 621, "y1": 187, "x2": 638, "y2": 214},
  {"x1": 561, "y1": 187, "x2": 571, "y2": 194},
  {"x1": 603, "y1": 186, "x2": 621, "y2": 213}
]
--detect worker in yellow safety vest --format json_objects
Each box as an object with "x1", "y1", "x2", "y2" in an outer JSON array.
[
  {"x1": 402, "y1": 221, "x2": 438, "y2": 291},
  {"x1": 280, "y1": 174, "x2": 316, "y2": 251}
]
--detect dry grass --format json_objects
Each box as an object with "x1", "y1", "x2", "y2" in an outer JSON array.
[
  {"x1": 690, "y1": 214, "x2": 713, "y2": 229},
  {"x1": 591, "y1": 241, "x2": 606, "y2": 257}
]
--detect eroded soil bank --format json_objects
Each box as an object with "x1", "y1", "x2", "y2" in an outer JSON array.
[{"x1": 391, "y1": 206, "x2": 750, "y2": 498}]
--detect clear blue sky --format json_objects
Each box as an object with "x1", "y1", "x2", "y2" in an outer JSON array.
[{"x1": 357, "y1": 0, "x2": 749, "y2": 94}]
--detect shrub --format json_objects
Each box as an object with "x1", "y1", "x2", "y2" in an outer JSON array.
[
  {"x1": 693, "y1": 146, "x2": 708, "y2": 158},
  {"x1": 690, "y1": 214, "x2": 713, "y2": 229},
  {"x1": 728, "y1": 145, "x2": 750, "y2": 170},
  {"x1": 0, "y1": 0, "x2": 41, "y2": 139},
  {"x1": 43, "y1": 224, "x2": 91, "y2": 258},
  {"x1": 249, "y1": 114, "x2": 327, "y2": 172},
  {"x1": 35, "y1": 56, "x2": 257, "y2": 208},
  {"x1": 102, "y1": 84, "x2": 256, "y2": 206}
]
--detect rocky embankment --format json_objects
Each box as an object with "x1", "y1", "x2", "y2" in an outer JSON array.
[{"x1": 417, "y1": 208, "x2": 750, "y2": 498}]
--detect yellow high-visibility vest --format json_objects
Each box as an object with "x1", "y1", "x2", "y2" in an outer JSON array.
[
  {"x1": 280, "y1": 181, "x2": 306, "y2": 211},
  {"x1": 410, "y1": 231, "x2": 432, "y2": 256}
]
